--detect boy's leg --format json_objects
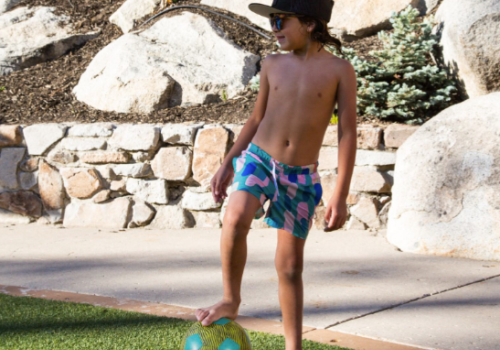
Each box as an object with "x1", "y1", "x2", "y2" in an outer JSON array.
[
  {"x1": 275, "y1": 228, "x2": 306, "y2": 350},
  {"x1": 195, "y1": 189, "x2": 264, "y2": 327}
]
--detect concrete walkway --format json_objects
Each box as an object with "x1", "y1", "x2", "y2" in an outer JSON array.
[{"x1": 1, "y1": 224, "x2": 499, "y2": 350}]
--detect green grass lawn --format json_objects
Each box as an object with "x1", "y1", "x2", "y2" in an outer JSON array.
[{"x1": 0, "y1": 293, "x2": 353, "y2": 350}]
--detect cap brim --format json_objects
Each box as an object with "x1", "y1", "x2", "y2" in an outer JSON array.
[{"x1": 248, "y1": 3, "x2": 297, "y2": 18}]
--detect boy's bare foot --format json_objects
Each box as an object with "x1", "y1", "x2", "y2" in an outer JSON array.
[{"x1": 195, "y1": 299, "x2": 240, "y2": 327}]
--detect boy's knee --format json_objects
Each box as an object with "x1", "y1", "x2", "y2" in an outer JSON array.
[
  {"x1": 223, "y1": 209, "x2": 252, "y2": 232},
  {"x1": 275, "y1": 260, "x2": 303, "y2": 279}
]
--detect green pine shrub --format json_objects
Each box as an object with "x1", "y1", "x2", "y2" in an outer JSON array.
[{"x1": 328, "y1": 5, "x2": 458, "y2": 124}]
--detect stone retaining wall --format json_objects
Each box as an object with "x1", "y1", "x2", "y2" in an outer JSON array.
[{"x1": 0, "y1": 122, "x2": 418, "y2": 231}]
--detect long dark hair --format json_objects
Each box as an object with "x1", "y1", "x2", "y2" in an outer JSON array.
[{"x1": 297, "y1": 16, "x2": 342, "y2": 55}]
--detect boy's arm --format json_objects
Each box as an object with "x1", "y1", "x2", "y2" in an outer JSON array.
[
  {"x1": 222, "y1": 56, "x2": 272, "y2": 170},
  {"x1": 332, "y1": 60, "x2": 357, "y2": 202}
]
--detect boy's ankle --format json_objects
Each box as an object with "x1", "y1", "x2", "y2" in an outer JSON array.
[{"x1": 222, "y1": 296, "x2": 241, "y2": 305}]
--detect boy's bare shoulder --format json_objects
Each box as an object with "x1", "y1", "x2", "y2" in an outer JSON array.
[
  {"x1": 262, "y1": 52, "x2": 286, "y2": 64},
  {"x1": 325, "y1": 54, "x2": 355, "y2": 86},
  {"x1": 328, "y1": 53, "x2": 353, "y2": 71}
]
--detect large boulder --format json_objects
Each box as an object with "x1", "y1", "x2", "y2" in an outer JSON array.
[
  {"x1": 0, "y1": 6, "x2": 99, "y2": 76},
  {"x1": 329, "y1": 0, "x2": 422, "y2": 39},
  {"x1": 73, "y1": 11, "x2": 259, "y2": 113},
  {"x1": 434, "y1": 0, "x2": 500, "y2": 99},
  {"x1": 387, "y1": 92, "x2": 500, "y2": 261}
]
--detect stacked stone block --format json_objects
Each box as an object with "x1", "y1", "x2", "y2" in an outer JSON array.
[{"x1": 0, "y1": 122, "x2": 418, "y2": 231}]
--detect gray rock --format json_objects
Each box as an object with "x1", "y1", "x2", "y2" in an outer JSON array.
[
  {"x1": 112, "y1": 163, "x2": 152, "y2": 178},
  {"x1": 161, "y1": 123, "x2": 204, "y2": 145},
  {"x1": 148, "y1": 204, "x2": 190, "y2": 229},
  {"x1": 434, "y1": 0, "x2": 500, "y2": 98},
  {"x1": 60, "y1": 138, "x2": 107, "y2": 151},
  {"x1": 384, "y1": 124, "x2": 420, "y2": 149},
  {"x1": 60, "y1": 168, "x2": 104, "y2": 199},
  {"x1": 355, "y1": 149, "x2": 396, "y2": 167},
  {"x1": 0, "y1": 147, "x2": 24, "y2": 189},
  {"x1": 350, "y1": 166, "x2": 393, "y2": 193},
  {"x1": 38, "y1": 160, "x2": 65, "y2": 210},
  {"x1": 0, "y1": 125, "x2": 22, "y2": 147},
  {"x1": 23, "y1": 124, "x2": 67, "y2": 156},
  {"x1": 128, "y1": 197, "x2": 155, "y2": 228},
  {"x1": 0, "y1": 6, "x2": 99, "y2": 76},
  {"x1": 47, "y1": 151, "x2": 76, "y2": 164},
  {"x1": 108, "y1": 125, "x2": 159, "y2": 151},
  {"x1": 73, "y1": 12, "x2": 259, "y2": 113},
  {"x1": 63, "y1": 197, "x2": 132, "y2": 228},
  {"x1": 0, "y1": 190, "x2": 43, "y2": 217},
  {"x1": 191, "y1": 210, "x2": 221, "y2": 228},
  {"x1": 192, "y1": 126, "x2": 230, "y2": 188},
  {"x1": 327, "y1": 0, "x2": 425, "y2": 39},
  {"x1": 125, "y1": 178, "x2": 168, "y2": 204},
  {"x1": 151, "y1": 147, "x2": 192, "y2": 181},
  {"x1": 350, "y1": 196, "x2": 381, "y2": 229},
  {"x1": 387, "y1": 92, "x2": 500, "y2": 261},
  {"x1": 19, "y1": 171, "x2": 38, "y2": 190},
  {"x1": 67, "y1": 123, "x2": 114, "y2": 137},
  {"x1": 181, "y1": 188, "x2": 221, "y2": 211}
]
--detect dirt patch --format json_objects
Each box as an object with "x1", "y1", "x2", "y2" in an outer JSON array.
[{"x1": 0, "y1": 0, "x2": 439, "y2": 127}]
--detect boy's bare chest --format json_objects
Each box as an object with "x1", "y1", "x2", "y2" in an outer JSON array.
[
  {"x1": 251, "y1": 58, "x2": 339, "y2": 165},
  {"x1": 267, "y1": 62, "x2": 338, "y2": 115}
]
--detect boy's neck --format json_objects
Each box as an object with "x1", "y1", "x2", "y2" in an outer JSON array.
[{"x1": 290, "y1": 41, "x2": 326, "y2": 61}]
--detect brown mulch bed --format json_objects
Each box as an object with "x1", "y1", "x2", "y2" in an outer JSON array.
[{"x1": 0, "y1": 0, "x2": 447, "y2": 127}]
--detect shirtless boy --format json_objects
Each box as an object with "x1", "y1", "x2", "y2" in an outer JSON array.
[{"x1": 196, "y1": 0, "x2": 357, "y2": 349}]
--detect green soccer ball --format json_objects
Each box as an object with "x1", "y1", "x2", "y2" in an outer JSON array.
[{"x1": 180, "y1": 317, "x2": 252, "y2": 350}]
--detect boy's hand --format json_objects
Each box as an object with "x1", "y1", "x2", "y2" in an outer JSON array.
[
  {"x1": 324, "y1": 195, "x2": 348, "y2": 231},
  {"x1": 211, "y1": 163, "x2": 235, "y2": 204}
]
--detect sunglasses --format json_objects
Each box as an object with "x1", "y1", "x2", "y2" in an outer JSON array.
[{"x1": 269, "y1": 13, "x2": 306, "y2": 30}]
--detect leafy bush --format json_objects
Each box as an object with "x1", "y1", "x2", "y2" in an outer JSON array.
[{"x1": 327, "y1": 5, "x2": 457, "y2": 124}]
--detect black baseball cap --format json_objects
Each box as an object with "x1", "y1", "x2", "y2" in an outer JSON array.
[{"x1": 248, "y1": 0, "x2": 334, "y2": 23}]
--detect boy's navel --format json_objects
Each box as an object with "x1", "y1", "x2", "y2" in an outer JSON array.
[
  {"x1": 275, "y1": 86, "x2": 278, "y2": 90},
  {"x1": 318, "y1": 92, "x2": 322, "y2": 98}
]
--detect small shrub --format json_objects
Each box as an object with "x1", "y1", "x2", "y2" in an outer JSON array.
[{"x1": 328, "y1": 5, "x2": 458, "y2": 124}]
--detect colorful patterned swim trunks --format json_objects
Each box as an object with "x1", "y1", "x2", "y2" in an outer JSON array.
[{"x1": 230, "y1": 142, "x2": 323, "y2": 240}]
